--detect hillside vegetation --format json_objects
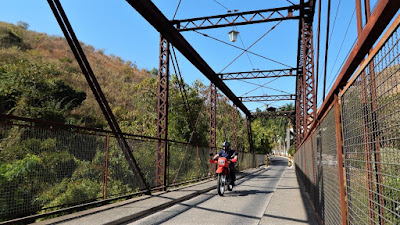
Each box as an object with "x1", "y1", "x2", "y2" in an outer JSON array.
[
  {"x1": 0, "y1": 21, "x2": 154, "y2": 130},
  {"x1": 0, "y1": 21, "x2": 293, "y2": 149}
]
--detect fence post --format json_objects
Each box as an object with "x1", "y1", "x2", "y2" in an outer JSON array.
[
  {"x1": 334, "y1": 94, "x2": 347, "y2": 225},
  {"x1": 103, "y1": 135, "x2": 110, "y2": 200}
]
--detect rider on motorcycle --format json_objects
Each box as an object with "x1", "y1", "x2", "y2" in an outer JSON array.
[{"x1": 213, "y1": 141, "x2": 238, "y2": 185}]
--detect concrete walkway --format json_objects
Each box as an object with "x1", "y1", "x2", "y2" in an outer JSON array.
[
  {"x1": 36, "y1": 157, "x2": 318, "y2": 225},
  {"x1": 259, "y1": 160, "x2": 318, "y2": 224}
]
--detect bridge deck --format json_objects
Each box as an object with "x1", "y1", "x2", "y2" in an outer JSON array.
[{"x1": 37, "y1": 157, "x2": 317, "y2": 225}]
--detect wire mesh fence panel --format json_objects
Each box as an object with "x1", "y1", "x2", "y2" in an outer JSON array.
[
  {"x1": 197, "y1": 146, "x2": 212, "y2": 178},
  {"x1": 312, "y1": 131, "x2": 318, "y2": 207},
  {"x1": 237, "y1": 151, "x2": 254, "y2": 171},
  {"x1": 305, "y1": 138, "x2": 314, "y2": 199},
  {"x1": 320, "y1": 107, "x2": 342, "y2": 225},
  {"x1": 315, "y1": 125, "x2": 324, "y2": 219},
  {"x1": 168, "y1": 143, "x2": 200, "y2": 186},
  {"x1": 295, "y1": 144, "x2": 305, "y2": 186},
  {"x1": 0, "y1": 121, "x2": 106, "y2": 220},
  {"x1": 342, "y1": 25, "x2": 400, "y2": 225},
  {"x1": 105, "y1": 137, "x2": 157, "y2": 196}
]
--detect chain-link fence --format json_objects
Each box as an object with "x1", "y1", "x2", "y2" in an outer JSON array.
[
  {"x1": 0, "y1": 116, "x2": 263, "y2": 222},
  {"x1": 295, "y1": 16, "x2": 400, "y2": 225},
  {"x1": 341, "y1": 23, "x2": 400, "y2": 225}
]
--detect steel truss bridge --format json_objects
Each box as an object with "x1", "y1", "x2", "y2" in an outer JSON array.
[{"x1": 0, "y1": 0, "x2": 399, "y2": 224}]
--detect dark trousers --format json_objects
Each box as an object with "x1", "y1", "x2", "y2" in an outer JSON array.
[{"x1": 229, "y1": 163, "x2": 236, "y2": 183}]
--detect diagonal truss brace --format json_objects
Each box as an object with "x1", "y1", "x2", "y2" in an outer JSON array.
[
  {"x1": 47, "y1": 0, "x2": 150, "y2": 192},
  {"x1": 239, "y1": 94, "x2": 296, "y2": 102},
  {"x1": 218, "y1": 68, "x2": 296, "y2": 80},
  {"x1": 172, "y1": 5, "x2": 301, "y2": 31}
]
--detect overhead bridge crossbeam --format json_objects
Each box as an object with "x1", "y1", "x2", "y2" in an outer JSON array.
[
  {"x1": 239, "y1": 94, "x2": 296, "y2": 102},
  {"x1": 171, "y1": 5, "x2": 301, "y2": 31},
  {"x1": 218, "y1": 68, "x2": 296, "y2": 80},
  {"x1": 252, "y1": 110, "x2": 295, "y2": 118},
  {"x1": 125, "y1": 0, "x2": 251, "y2": 117}
]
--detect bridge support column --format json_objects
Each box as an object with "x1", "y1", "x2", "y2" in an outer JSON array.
[
  {"x1": 296, "y1": 0, "x2": 316, "y2": 147},
  {"x1": 232, "y1": 104, "x2": 238, "y2": 151},
  {"x1": 156, "y1": 35, "x2": 170, "y2": 190},
  {"x1": 209, "y1": 84, "x2": 217, "y2": 175},
  {"x1": 246, "y1": 115, "x2": 254, "y2": 153}
]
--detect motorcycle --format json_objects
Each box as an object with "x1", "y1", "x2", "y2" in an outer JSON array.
[{"x1": 210, "y1": 155, "x2": 237, "y2": 196}]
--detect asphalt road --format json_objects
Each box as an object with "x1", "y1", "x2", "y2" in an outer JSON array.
[{"x1": 125, "y1": 157, "x2": 288, "y2": 225}]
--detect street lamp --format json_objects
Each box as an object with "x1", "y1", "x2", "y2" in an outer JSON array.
[{"x1": 228, "y1": 30, "x2": 239, "y2": 42}]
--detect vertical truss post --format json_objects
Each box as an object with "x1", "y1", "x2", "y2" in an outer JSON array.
[
  {"x1": 209, "y1": 84, "x2": 217, "y2": 175},
  {"x1": 302, "y1": 19, "x2": 316, "y2": 139},
  {"x1": 156, "y1": 35, "x2": 170, "y2": 190},
  {"x1": 232, "y1": 104, "x2": 238, "y2": 151},
  {"x1": 246, "y1": 116, "x2": 254, "y2": 167},
  {"x1": 296, "y1": 0, "x2": 316, "y2": 147},
  {"x1": 246, "y1": 116, "x2": 254, "y2": 153}
]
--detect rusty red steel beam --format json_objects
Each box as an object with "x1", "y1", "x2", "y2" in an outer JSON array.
[
  {"x1": 232, "y1": 104, "x2": 238, "y2": 151},
  {"x1": 218, "y1": 68, "x2": 296, "y2": 80},
  {"x1": 240, "y1": 94, "x2": 296, "y2": 102},
  {"x1": 252, "y1": 110, "x2": 295, "y2": 118},
  {"x1": 155, "y1": 35, "x2": 170, "y2": 189},
  {"x1": 209, "y1": 84, "x2": 217, "y2": 174},
  {"x1": 295, "y1": 0, "x2": 316, "y2": 147},
  {"x1": 125, "y1": 0, "x2": 251, "y2": 117},
  {"x1": 316, "y1": 0, "x2": 399, "y2": 123},
  {"x1": 0, "y1": 114, "x2": 189, "y2": 144},
  {"x1": 334, "y1": 94, "x2": 347, "y2": 225},
  {"x1": 171, "y1": 5, "x2": 301, "y2": 31}
]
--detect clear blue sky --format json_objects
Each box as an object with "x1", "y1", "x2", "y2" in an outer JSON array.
[{"x1": 0, "y1": 0, "x2": 384, "y2": 113}]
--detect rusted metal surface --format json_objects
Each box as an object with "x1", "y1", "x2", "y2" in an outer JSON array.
[
  {"x1": 172, "y1": 5, "x2": 301, "y2": 31},
  {"x1": 294, "y1": 10, "x2": 400, "y2": 225},
  {"x1": 232, "y1": 104, "x2": 238, "y2": 151},
  {"x1": 0, "y1": 114, "x2": 188, "y2": 144},
  {"x1": 239, "y1": 94, "x2": 296, "y2": 102},
  {"x1": 155, "y1": 35, "x2": 170, "y2": 189},
  {"x1": 334, "y1": 95, "x2": 347, "y2": 225},
  {"x1": 252, "y1": 110, "x2": 295, "y2": 118},
  {"x1": 341, "y1": 15, "x2": 400, "y2": 225},
  {"x1": 246, "y1": 116, "x2": 254, "y2": 153},
  {"x1": 218, "y1": 68, "x2": 296, "y2": 80},
  {"x1": 296, "y1": 0, "x2": 316, "y2": 147},
  {"x1": 47, "y1": 0, "x2": 150, "y2": 192},
  {"x1": 209, "y1": 84, "x2": 217, "y2": 174}
]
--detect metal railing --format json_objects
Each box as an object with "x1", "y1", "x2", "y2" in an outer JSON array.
[
  {"x1": 0, "y1": 115, "x2": 261, "y2": 222},
  {"x1": 295, "y1": 13, "x2": 400, "y2": 225}
]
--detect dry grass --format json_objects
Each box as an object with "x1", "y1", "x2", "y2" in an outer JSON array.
[{"x1": 0, "y1": 21, "x2": 153, "y2": 129}]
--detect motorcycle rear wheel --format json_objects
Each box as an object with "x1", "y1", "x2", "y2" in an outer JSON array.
[{"x1": 217, "y1": 174, "x2": 226, "y2": 196}]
